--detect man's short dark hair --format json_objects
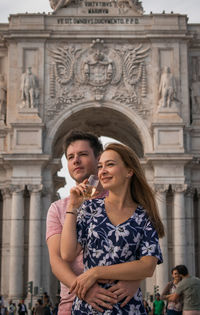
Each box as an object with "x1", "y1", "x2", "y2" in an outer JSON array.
[
  {"x1": 63, "y1": 129, "x2": 103, "y2": 158},
  {"x1": 175, "y1": 265, "x2": 188, "y2": 276}
]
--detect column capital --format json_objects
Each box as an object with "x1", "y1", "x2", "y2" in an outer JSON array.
[
  {"x1": 27, "y1": 184, "x2": 43, "y2": 193},
  {"x1": 10, "y1": 184, "x2": 25, "y2": 194},
  {"x1": 196, "y1": 187, "x2": 200, "y2": 196},
  {"x1": 1, "y1": 186, "x2": 12, "y2": 199},
  {"x1": 185, "y1": 186, "x2": 196, "y2": 197},
  {"x1": 172, "y1": 184, "x2": 187, "y2": 193},
  {"x1": 154, "y1": 184, "x2": 169, "y2": 193}
]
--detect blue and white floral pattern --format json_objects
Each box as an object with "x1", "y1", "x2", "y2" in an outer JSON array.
[{"x1": 72, "y1": 198, "x2": 163, "y2": 314}]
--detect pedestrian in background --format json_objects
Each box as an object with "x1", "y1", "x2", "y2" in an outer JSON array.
[
  {"x1": 153, "y1": 293, "x2": 165, "y2": 315},
  {"x1": 161, "y1": 267, "x2": 183, "y2": 315},
  {"x1": 168, "y1": 265, "x2": 200, "y2": 315}
]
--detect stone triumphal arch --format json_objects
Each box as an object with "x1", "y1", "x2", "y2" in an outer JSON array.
[{"x1": 0, "y1": 0, "x2": 200, "y2": 302}]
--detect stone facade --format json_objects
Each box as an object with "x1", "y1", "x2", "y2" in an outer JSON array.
[{"x1": 0, "y1": 0, "x2": 200, "y2": 303}]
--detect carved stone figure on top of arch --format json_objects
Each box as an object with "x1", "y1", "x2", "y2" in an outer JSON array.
[
  {"x1": 49, "y1": 0, "x2": 72, "y2": 11},
  {"x1": 116, "y1": 0, "x2": 143, "y2": 15}
]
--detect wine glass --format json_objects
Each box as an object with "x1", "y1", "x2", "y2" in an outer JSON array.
[{"x1": 83, "y1": 175, "x2": 99, "y2": 199}]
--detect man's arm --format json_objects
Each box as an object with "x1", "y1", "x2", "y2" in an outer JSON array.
[
  {"x1": 47, "y1": 234, "x2": 117, "y2": 310},
  {"x1": 167, "y1": 293, "x2": 180, "y2": 302}
]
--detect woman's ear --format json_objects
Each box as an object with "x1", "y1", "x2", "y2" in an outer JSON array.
[{"x1": 127, "y1": 169, "x2": 134, "y2": 178}]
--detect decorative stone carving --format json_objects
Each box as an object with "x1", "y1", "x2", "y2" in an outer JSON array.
[
  {"x1": 171, "y1": 184, "x2": 187, "y2": 193},
  {"x1": 0, "y1": 74, "x2": 7, "y2": 125},
  {"x1": 49, "y1": 0, "x2": 143, "y2": 14},
  {"x1": 191, "y1": 78, "x2": 200, "y2": 114},
  {"x1": 158, "y1": 66, "x2": 177, "y2": 109},
  {"x1": 116, "y1": 0, "x2": 143, "y2": 15},
  {"x1": 154, "y1": 184, "x2": 169, "y2": 193},
  {"x1": 20, "y1": 67, "x2": 39, "y2": 109},
  {"x1": 27, "y1": 184, "x2": 43, "y2": 193},
  {"x1": 10, "y1": 185, "x2": 25, "y2": 194},
  {"x1": 47, "y1": 39, "x2": 150, "y2": 120},
  {"x1": 49, "y1": 0, "x2": 72, "y2": 11}
]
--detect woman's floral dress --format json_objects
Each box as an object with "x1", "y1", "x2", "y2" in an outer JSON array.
[{"x1": 72, "y1": 197, "x2": 163, "y2": 314}]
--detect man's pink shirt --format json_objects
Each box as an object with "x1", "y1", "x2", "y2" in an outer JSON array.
[{"x1": 46, "y1": 197, "x2": 84, "y2": 314}]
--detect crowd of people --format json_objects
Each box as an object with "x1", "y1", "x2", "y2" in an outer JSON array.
[{"x1": 0, "y1": 293, "x2": 58, "y2": 315}]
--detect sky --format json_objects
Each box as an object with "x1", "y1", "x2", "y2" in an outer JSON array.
[{"x1": 0, "y1": 0, "x2": 199, "y2": 24}]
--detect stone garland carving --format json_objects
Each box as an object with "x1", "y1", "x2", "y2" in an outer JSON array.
[
  {"x1": 0, "y1": 74, "x2": 7, "y2": 125},
  {"x1": 47, "y1": 39, "x2": 150, "y2": 121}
]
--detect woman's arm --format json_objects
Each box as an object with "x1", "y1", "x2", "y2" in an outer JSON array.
[
  {"x1": 60, "y1": 185, "x2": 85, "y2": 262},
  {"x1": 70, "y1": 255, "x2": 157, "y2": 299}
]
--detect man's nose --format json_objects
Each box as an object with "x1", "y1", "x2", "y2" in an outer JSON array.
[{"x1": 73, "y1": 155, "x2": 80, "y2": 164}]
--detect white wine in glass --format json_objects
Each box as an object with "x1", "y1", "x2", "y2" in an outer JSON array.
[{"x1": 83, "y1": 175, "x2": 99, "y2": 199}]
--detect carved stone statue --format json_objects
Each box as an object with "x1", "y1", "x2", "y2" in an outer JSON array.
[
  {"x1": 159, "y1": 66, "x2": 176, "y2": 108},
  {"x1": 21, "y1": 67, "x2": 39, "y2": 108},
  {"x1": 49, "y1": 0, "x2": 72, "y2": 11},
  {"x1": 0, "y1": 74, "x2": 7, "y2": 124},
  {"x1": 191, "y1": 78, "x2": 200, "y2": 114}
]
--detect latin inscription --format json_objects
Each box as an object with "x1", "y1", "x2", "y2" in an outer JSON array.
[{"x1": 57, "y1": 17, "x2": 140, "y2": 24}]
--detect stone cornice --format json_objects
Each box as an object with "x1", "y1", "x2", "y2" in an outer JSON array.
[
  {"x1": 146, "y1": 153, "x2": 193, "y2": 164},
  {"x1": 2, "y1": 154, "x2": 50, "y2": 166}
]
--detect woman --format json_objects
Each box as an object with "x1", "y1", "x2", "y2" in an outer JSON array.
[
  {"x1": 61, "y1": 143, "x2": 164, "y2": 314},
  {"x1": 161, "y1": 267, "x2": 183, "y2": 315}
]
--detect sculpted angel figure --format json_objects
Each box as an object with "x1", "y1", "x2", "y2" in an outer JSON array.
[{"x1": 49, "y1": 0, "x2": 72, "y2": 11}]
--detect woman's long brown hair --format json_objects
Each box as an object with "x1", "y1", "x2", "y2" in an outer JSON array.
[{"x1": 104, "y1": 143, "x2": 165, "y2": 238}]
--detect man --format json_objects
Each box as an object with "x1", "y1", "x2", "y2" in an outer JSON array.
[
  {"x1": 153, "y1": 293, "x2": 165, "y2": 315},
  {"x1": 46, "y1": 130, "x2": 140, "y2": 314},
  {"x1": 161, "y1": 267, "x2": 183, "y2": 315},
  {"x1": 168, "y1": 265, "x2": 200, "y2": 315},
  {"x1": 18, "y1": 300, "x2": 27, "y2": 315}
]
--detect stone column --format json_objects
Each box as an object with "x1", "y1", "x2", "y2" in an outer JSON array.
[
  {"x1": 9, "y1": 185, "x2": 25, "y2": 299},
  {"x1": 185, "y1": 187, "x2": 195, "y2": 274},
  {"x1": 155, "y1": 184, "x2": 169, "y2": 294},
  {"x1": 196, "y1": 189, "x2": 200, "y2": 275},
  {"x1": 172, "y1": 184, "x2": 187, "y2": 266},
  {"x1": 1, "y1": 187, "x2": 12, "y2": 296},
  {"x1": 41, "y1": 186, "x2": 53, "y2": 294},
  {"x1": 27, "y1": 184, "x2": 43, "y2": 290}
]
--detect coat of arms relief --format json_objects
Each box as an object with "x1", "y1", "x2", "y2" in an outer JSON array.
[{"x1": 47, "y1": 39, "x2": 150, "y2": 121}]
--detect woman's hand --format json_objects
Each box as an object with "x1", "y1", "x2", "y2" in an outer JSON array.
[
  {"x1": 69, "y1": 267, "x2": 99, "y2": 299},
  {"x1": 68, "y1": 179, "x2": 88, "y2": 209}
]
